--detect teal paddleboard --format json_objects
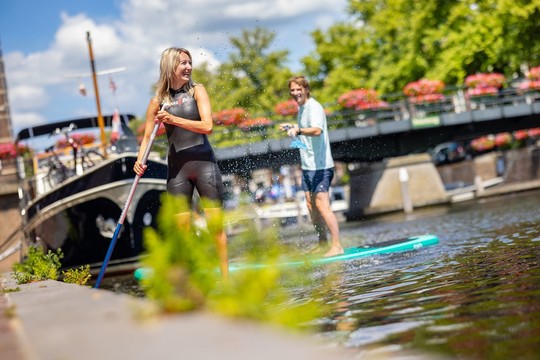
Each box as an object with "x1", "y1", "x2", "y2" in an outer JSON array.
[
  {"x1": 134, "y1": 234, "x2": 438, "y2": 280},
  {"x1": 228, "y1": 234, "x2": 439, "y2": 272}
]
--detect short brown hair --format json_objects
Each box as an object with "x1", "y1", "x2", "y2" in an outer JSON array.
[{"x1": 288, "y1": 75, "x2": 310, "y2": 96}]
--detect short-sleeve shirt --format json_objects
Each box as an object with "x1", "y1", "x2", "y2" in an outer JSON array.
[{"x1": 297, "y1": 97, "x2": 334, "y2": 170}]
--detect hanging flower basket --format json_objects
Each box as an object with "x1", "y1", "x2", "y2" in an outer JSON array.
[
  {"x1": 274, "y1": 100, "x2": 298, "y2": 117},
  {"x1": 528, "y1": 127, "x2": 540, "y2": 138},
  {"x1": 470, "y1": 135, "x2": 496, "y2": 153},
  {"x1": 55, "y1": 133, "x2": 96, "y2": 149},
  {"x1": 0, "y1": 142, "x2": 30, "y2": 160},
  {"x1": 213, "y1": 108, "x2": 248, "y2": 126},
  {"x1": 238, "y1": 117, "x2": 273, "y2": 131},
  {"x1": 0, "y1": 142, "x2": 17, "y2": 160},
  {"x1": 518, "y1": 67, "x2": 540, "y2": 91},
  {"x1": 338, "y1": 89, "x2": 388, "y2": 110},
  {"x1": 465, "y1": 73, "x2": 505, "y2": 97},
  {"x1": 527, "y1": 66, "x2": 540, "y2": 80},
  {"x1": 494, "y1": 132, "x2": 512, "y2": 149},
  {"x1": 403, "y1": 79, "x2": 445, "y2": 104}
]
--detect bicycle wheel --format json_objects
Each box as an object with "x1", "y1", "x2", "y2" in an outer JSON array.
[
  {"x1": 46, "y1": 163, "x2": 69, "y2": 188},
  {"x1": 81, "y1": 149, "x2": 105, "y2": 170}
]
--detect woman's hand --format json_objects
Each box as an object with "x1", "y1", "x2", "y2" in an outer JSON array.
[
  {"x1": 133, "y1": 160, "x2": 147, "y2": 176},
  {"x1": 155, "y1": 109, "x2": 172, "y2": 124}
]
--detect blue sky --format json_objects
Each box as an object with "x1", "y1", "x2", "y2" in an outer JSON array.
[{"x1": 0, "y1": 0, "x2": 348, "y2": 137}]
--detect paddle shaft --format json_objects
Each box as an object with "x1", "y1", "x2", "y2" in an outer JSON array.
[{"x1": 94, "y1": 109, "x2": 164, "y2": 288}]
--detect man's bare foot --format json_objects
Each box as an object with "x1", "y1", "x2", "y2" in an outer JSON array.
[
  {"x1": 306, "y1": 246, "x2": 322, "y2": 254},
  {"x1": 306, "y1": 243, "x2": 328, "y2": 255},
  {"x1": 324, "y1": 245, "x2": 344, "y2": 257}
]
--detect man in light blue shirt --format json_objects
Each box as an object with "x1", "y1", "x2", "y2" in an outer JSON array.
[{"x1": 280, "y1": 76, "x2": 344, "y2": 257}]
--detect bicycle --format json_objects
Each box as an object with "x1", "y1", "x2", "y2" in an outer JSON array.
[
  {"x1": 43, "y1": 144, "x2": 73, "y2": 188},
  {"x1": 52, "y1": 123, "x2": 105, "y2": 175}
]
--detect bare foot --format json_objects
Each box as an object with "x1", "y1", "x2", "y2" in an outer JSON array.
[
  {"x1": 306, "y1": 246, "x2": 323, "y2": 254},
  {"x1": 324, "y1": 245, "x2": 344, "y2": 258}
]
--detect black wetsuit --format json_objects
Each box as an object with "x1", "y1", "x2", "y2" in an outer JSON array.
[{"x1": 164, "y1": 87, "x2": 223, "y2": 204}]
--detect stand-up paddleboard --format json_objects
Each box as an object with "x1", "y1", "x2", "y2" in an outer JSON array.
[
  {"x1": 134, "y1": 235, "x2": 438, "y2": 280},
  {"x1": 228, "y1": 234, "x2": 439, "y2": 272}
]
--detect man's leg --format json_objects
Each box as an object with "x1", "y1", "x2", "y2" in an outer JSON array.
[
  {"x1": 305, "y1": 192, "x2": 328, "y2": 248},
  {"x1": 314, "y1": 191, "x2": 344, "y2": 257}
]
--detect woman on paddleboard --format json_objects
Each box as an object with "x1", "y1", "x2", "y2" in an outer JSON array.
[{"x1": 133, "y1": 47, "x2": 228, "y2": 278}]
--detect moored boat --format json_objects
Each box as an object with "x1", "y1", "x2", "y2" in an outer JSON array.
[{"x1": 12, "y1": 114, "x2": 168, "y2": 272}]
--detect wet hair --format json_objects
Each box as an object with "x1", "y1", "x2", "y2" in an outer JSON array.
[
  {"x1": 155, "y1": 47, "x2": 197, "y2": 105},
  {"x1": 288, "y1": 75, "x2": 310, "y2": 97}
]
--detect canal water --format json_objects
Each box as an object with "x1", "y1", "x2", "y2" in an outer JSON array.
[
  {"x1": 304, "y1": 189, "x2": 540, "y2": 359},
  {"x1": 104, "y1": 189, "x2": 540, "y2": 359}
]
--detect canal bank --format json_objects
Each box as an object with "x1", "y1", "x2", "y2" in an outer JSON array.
[{"x1": 0, "y1": 276, "x2": 366, "y2": 360}]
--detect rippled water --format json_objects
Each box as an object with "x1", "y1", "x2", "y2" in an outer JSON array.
[
  {"x1": 307, "y1": 190, "x2": 540, "y2": 359},
  {"x1": 103, "y1": 190, "x2": 540, "y2": 359}
]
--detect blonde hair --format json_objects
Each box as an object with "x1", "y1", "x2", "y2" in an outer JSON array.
[
  {"x1": 155, "y1": 47, "x2": 197, "y2": 105},
  {"x1": 288, "y1": 75, "x2": 311, "y2": 97}
]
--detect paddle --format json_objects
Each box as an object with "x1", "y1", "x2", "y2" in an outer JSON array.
[{"x1": 94, "y1": 104, "x2": 169, "y2": 288}]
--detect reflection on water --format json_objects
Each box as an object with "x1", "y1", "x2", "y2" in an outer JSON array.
[
  {"x1": 310, "y1": 190, "x2": 540, "y2": 359},
  {"x1": 104, "y1": 190, "x2": 540, "y2": 359}
]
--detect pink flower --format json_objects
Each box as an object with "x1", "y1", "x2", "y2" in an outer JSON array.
[
  {"x1": 527, "y1": 66, "x2": 540, "y2": 80},
  {"x1": 403, "y1": 79, "x2": 445, "y2": 97},
  {"x1": 213, "y1": 108, "x2": 248, "y2": 126},
  {"x1": 0, "y1": 142, "x2": 17, "y2": 160},
  {"x1": 465, "y1": 73, "x2": 505, "y2": 89},
  {"x1": 338, "y1": 89, "x2": 388, "y2": 110},
  {"x1": 274, "y1": 100, "x2": 298, "y2": 116},
  {"x1": 494, "y1": 132, "x2": 512, "y2": 148},
  {"x1": 471, "y1": 136, "x2": 495, "y2": 152},
  {"x1": 518, "y1": 80, "x2": 540, "y2": 91},
  {"x1": 513, "y1": 130, "x2": 529, "y2": 141},
  {"x1": 56, "y1": 133, "x2": 96, "y2": 149},
  {"x1": 238, "y1": 117, "x2": 273, "y2": 131}
]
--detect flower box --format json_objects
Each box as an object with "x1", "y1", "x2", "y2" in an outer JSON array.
[
  {"x1": 338, "y1": 89, "x2": 388, "y2": 110},
  {"x1": 274, "y1": 100, "x2": 298, "y2": 117},
  {"x1": 403, "y1": 79, "x2": 445, "y2": 104},
  {"x1": 213, "y1": 108, "x2": 248, "y2": 126}
]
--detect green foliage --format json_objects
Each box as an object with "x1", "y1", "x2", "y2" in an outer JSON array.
[
  {"x1": 62, "y1": 265, "x2": 92, "y2": 286},
  {"x1": 141, "y1": 195, "x2": 221, "y2": 312},
  {"x1": 202, "y1": 27, "x2": 294, "y2": 115},
  {"x1": 12, "y1": 246, "x2": 63, "y2": 284},
  {"x1": 304, "y1": 0, "x2": 540, "y2": 98},
  {"x1": 140, "y1": 195, "x2": 329, "y2": 330},
  {"x1": 0, "y1": 287, "x2": 20, "y2": 293}
]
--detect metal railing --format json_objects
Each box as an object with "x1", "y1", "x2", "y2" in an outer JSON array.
[{"x1": 209, "y1": 87, "x2": 540, "y2": 148}]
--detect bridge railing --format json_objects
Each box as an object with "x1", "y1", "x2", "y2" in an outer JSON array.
[{"x1": 209, "y1": 87, "x2": 540, "y2": 147}]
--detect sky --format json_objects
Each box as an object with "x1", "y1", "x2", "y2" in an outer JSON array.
[{"x1": 0, "y1": 0, "x2": 349, "y2": 137}]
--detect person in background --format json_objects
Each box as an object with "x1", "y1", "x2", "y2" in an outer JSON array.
[
  {"x1": 279, "y1": 75, "x2": 344, "y2": 257},
  {"x1": 134, "y1": 47, "x2": 228, "y2": 278}
]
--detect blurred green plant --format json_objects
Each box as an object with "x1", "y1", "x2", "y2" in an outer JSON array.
[
  {"x1": 62, "y1": 265, "x2": 92, "y2": 286},
  {"x1": 12, "y1": 246, "x2": 63, "y2": 284},
  {"x1": 140, "y1": 194, "x2": 330, "y2": 330}
]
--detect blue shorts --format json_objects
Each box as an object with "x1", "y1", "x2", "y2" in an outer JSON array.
[{"x1": 301, "y1": 168, "x2": 334, "y2": 193}]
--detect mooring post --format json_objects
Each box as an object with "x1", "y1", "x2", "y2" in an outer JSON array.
[{"x1": 399, "y1": 167, "x2": 413, "y2": 213}]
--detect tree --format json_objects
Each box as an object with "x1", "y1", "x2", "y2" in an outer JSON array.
[
  {"x1": 208, "y1": 27, "x2": 294, "y2": 116},
  {"x1": 302, "y1": 0, "x2": 540, "y2": 101}
]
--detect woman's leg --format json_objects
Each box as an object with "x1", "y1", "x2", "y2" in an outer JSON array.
[{"x1": 203, "y1": 207, "x2": 228, "y2": 279}]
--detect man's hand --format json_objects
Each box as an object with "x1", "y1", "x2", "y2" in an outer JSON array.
[{"x1": 280, "y1": 123, "x2": 299, "y2": 137}]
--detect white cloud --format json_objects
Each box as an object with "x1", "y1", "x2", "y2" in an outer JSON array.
[{"x1": 4, "y1": 0, "x2": 347, "y2": 135}]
